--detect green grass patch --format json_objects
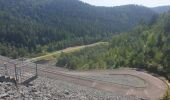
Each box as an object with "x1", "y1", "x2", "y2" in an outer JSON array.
[{"x1": 30, "y1": 42, "x2": 108, "y2": 62}]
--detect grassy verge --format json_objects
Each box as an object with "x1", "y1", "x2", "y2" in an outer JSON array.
[
  {"x1": 162, "y1": 80, "x2": 170, "y2": 100},
  {"x1": 30, "y1": 42, "x2": 108, "y2": 62},
  {"x1": 162, "y1": 87, "x2": 170, "y2": 100}
]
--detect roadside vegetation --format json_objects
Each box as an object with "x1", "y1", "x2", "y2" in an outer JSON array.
[
  {"x1": 162, "y1": 87, "x2": 170, "y2": 100},
  {"x1": 30, "y1": 42, "x2": 108, "y2": 62},
  {"x1": 57, "y1": 44, "x2": 108, "y2": 70}
]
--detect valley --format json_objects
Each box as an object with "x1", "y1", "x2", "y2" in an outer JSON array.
[{"x1": 0, "y1": 0, "x2": 170, "y2": 100}]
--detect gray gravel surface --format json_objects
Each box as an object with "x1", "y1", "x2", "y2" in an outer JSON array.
[
  {"x1": 0, "y1": 77, "x2": 140, "y2": 100},
  {"x1": 75, "y1": 74, "x2": 147, "y2": 88}
]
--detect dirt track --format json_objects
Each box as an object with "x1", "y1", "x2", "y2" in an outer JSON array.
[{"x1": 37, "y1": 66, "x2": 168, "y2": 100}]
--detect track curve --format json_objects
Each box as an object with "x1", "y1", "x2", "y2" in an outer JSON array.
[{"x1": 36, "y1": 66, "x2": 167, "y2": 100}]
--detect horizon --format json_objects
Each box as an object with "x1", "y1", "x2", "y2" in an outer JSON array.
[{"x1": 80, "y1": 0, "x2": 170, "y2": 7}]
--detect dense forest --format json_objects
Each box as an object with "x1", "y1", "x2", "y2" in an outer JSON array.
[
  {"x1": 0, "y1": 0, "x2": 157, "y2": 58},
  {"x1": 57, "y1": 12, "x2": 170, "y2": 80}
]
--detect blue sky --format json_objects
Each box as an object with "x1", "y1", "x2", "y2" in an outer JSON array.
[{"x1": 80, "y1": 0, "x2": 170, "y2": 7}]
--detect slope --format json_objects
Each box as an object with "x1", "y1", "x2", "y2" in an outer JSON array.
[{"x1": 0, "y1": 0, "x2": 156, "y2": 58}]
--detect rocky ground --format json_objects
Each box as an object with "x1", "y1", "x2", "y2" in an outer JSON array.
[{"x1": 0, "y1": 77, "x2": 139, "y2": 100}]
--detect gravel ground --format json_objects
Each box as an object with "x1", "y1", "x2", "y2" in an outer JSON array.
[
  {"x1": 72, "y1": 74, "x2": 147, "y2": 88},
  {"x1": 0, "y1": 77, "x2": 139, "y2": 100}
]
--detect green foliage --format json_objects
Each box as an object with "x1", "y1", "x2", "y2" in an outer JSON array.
[
  {"x1": 56, "y1": 12, "x2": 170, "y2": 81},
  {"x1": 162, "y1": 88, "x2": 170, "y2": 100},
  {"x1": 57, "y1": 44, "x2": 108, "y2": 70},
  {"x1": 0, "y1": 42, "x2": 28, "y2": 58},
  {"x1": 0, "y1": 0, "x2": 156, "y2": 58}
]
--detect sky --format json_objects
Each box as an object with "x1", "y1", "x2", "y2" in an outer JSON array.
[{"x1": 80, "y1": 0, "x2": 170, "y2": 7}]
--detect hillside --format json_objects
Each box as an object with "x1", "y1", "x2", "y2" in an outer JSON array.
[
  {"x1": 57, "y1": 12, "x2": 170, "y2": 80},
  {"x1": 153, "y1": 5, "x2": 170, "y2": 13},
  {"x1": 0, "y1": 0, "x2": 156, "y2": 58}
]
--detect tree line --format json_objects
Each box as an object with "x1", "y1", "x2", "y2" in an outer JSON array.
[{"x1": 0, "y1": 0, "x2": 156, "y2": 58}]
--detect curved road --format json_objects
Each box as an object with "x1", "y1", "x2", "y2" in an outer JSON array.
[{"x1": 37, "y1": 66, "x2": 167, "y2": 100}]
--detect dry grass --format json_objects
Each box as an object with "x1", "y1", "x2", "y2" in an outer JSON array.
[{"x1": 162, "y1": 80, "x2": 170, "y2": 100}]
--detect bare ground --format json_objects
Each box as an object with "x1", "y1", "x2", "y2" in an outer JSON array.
[{"x1": 38, "y1": 66, "x2": 168, "y2": 100}]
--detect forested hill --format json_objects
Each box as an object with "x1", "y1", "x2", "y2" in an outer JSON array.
[
  {"x1": 0, "y1": 0, "x2": 156, "y2": 58},
  {"x1": 57, "y1": 12, "x2": 170, "y2": 80},
  {"x1": 152, "y1": 6, "x2": 170, "y2": 13}
]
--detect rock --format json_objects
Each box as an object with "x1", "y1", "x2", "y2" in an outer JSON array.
[
  {"x1": 0, "y1": 77, "x2": 139, "y2": 100},
  {"x1": 5, "y1": 82, "x2": 13, "y2": 86},
  {"x1": 79, "y1": 96, "x2": 87, "y2": 100},
  {"x1": 0, "y1": 93, "x2": 9, "y2": 99},
  {"x1": 8, "y1": 91, "x2": 15, "y2": 95},
  {"x1": 0, "y1": 87, "x2": 5, "y2": 93},
  {"x1": 31, "y1": 87, "x2": 37, "y2": 92},
  {"x1": 64, "y1": 90, "x2": 70, "y2": 95}
]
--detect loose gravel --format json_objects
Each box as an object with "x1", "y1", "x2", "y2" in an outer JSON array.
[
  {"x1": 76, "y1": 74, "x2": 147, "y2": 88},
  {"x1": 0, "y1": 77, "x2": 140, "y2": 100}
]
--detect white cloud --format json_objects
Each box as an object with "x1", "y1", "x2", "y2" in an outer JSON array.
[{"x1": 80, "y1": 0, "x2": 170, "y2": 7}]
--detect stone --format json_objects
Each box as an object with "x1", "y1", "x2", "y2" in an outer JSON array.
[
  {"x1": 31, "y1": 87, "x2": 37, "y2": 92},
  {"x1": 0, "y1": 93, "x2": 10, "y2": 99},
  {"x1": 64, "y1": 90, "x2": 70, "y2": 95}
]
